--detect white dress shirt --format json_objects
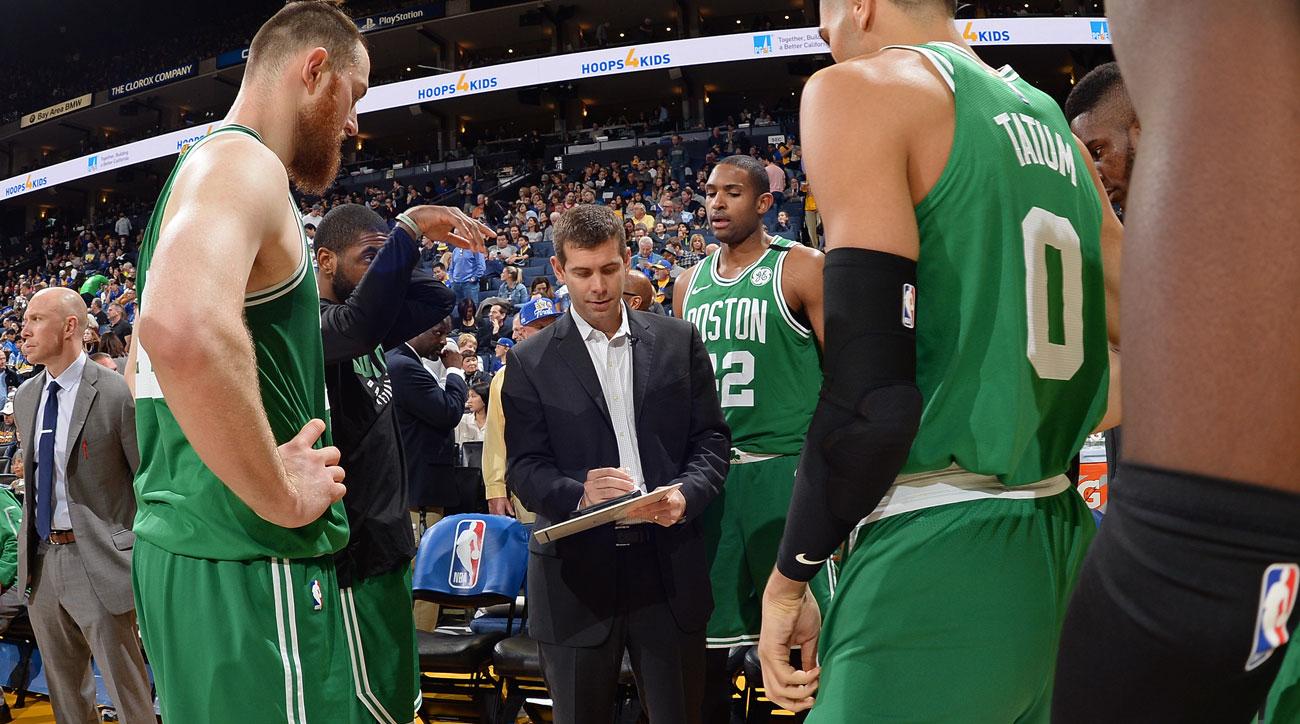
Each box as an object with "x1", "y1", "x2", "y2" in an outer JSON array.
[
  {"x1": 34, "y1": 352, "x2": 87, "y2": 530},
  {"x1": 569, "y1": 304, "x2": 646, "y2": 493}
]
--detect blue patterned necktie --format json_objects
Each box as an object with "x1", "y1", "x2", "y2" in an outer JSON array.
[{"x1": 36, "y1": 379, "x2": 60, "y2": 540}]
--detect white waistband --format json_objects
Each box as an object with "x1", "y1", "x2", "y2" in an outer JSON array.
[
  {"x1": 731, "y1": 450, "x2": 784, "y2": 465},
  {"x1": 861, "y1": 465, "x2": 1072, "y2": 525}
]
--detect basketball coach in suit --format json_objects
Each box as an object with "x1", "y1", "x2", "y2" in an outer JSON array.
[
  {"x1": 503, "y1": 204, "x2": 730, "y2": 723},
  {"x1": 14, "y1": 288, "x2": 154, "y2": 723}
]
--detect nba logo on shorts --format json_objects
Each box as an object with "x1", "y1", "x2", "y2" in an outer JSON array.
[
  {"x1": 1247, "y1": 563, "x2": 1299, "y2": 671},
  {"x1": 449, "y1": 519, "x2": 487, "y2": 590},
  {"x1": 901, "y1": 283, "x2": 916, "y2": 329}
]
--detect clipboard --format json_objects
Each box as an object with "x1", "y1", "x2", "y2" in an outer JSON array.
[{"x1": 532, "y1": 483, "x2": 683, "y2": 544}]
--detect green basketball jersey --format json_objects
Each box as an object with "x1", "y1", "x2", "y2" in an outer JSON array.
[
  {"x1": 892, "y1": 42, "x2": 1109, "y2": 486},
  {"x1": 132, "y1": 123, "x2": 348, "y2": 561},
  {"x1": 680, "y1": 237, "x2": 822, "y2": 455}
]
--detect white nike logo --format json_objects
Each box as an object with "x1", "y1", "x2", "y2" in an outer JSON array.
[
  {"x1": 694, "y1": 285, "x2": 712, "y2": 294},
  {"x1": 795, "y1": 553, "x2": 828, "y2": 566}
]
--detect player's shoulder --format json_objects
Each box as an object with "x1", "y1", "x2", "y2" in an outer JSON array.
[
  {"x1": 804, "y1": 48, "x2": 953, "y2": 119},
  {"x1": 173, "y1": 131, "x2": 289, "y2": 201}
]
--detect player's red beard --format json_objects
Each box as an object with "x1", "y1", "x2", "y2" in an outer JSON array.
[{"x1": 288, "y1": 76, "x2": 345, "y2": 196}]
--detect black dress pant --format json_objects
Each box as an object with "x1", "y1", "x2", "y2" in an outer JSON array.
[{"x1": 539, "y1": 539, "x2": 706, "y2": 724}]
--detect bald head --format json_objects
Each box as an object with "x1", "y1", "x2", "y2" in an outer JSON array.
[
  {"x1": 22, "y1": 287, "x2": 89, "y2": 371},
  {"x1": 624, "y1": 271, "x2": 655, "y2": 311},
  {"x1": 31, "y1": 287, "x2": 87, "y2": 322}
]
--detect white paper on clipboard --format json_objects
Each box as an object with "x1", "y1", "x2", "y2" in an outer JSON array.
[{"x1": 532, "y1": 483, "x2": 683, "y2": 544}]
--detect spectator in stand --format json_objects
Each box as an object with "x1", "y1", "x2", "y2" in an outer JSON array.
[
  {"x1": 691, "y1": 207, "x2": 709, "y2": 231},
  {"x1": 302, "y1": 202, "x2": 325, "y2": 228},
  {"x1": 652, "y1": 222, "x2": 669, "y2": 246},
  {"x1": 0, "y1": 400, "x2": 17, "y2": 459},
  {"x1": 802, "y1": 182, "x2": 821, "y2": 248},
  {"x1": 631, "y1": 237, "x2": 664, "y2": 279},
  {"x1": 448, "y1": 245, "x2": 486, "y2": 308},
  {"x1": 477, "y1": 303, "x2": 513, "y2": 350},
  {"x1": 419, "y1": 237, "x2": 440, "y2": 272},
  {"x1": 530, "y1": 277, "x2": 555, "y2": 300},
  {"x1": 543, "y1": 213, "x2": 562, "y2": 244},
  {"x1": 772, "y1": 210, "x2": 795, "y2": 239},
  {"x1": 669, "y1": 135, "x2": 689, "y2": 185},
  {"x1": 431, "y1": 262, "x2": 450, "y2": 285},
  {"x1": 763, "y1": 155, "x2": 787, "y2": 203},
  {"x1": 681, "y1": 188, "x2": 703, "y2": 215},
  {"x1": 508, "y1": 235, "x2": 534, "y2": 266},
  {"x1": 455, "y1": 382, "x2": 491, "y2": 445},
  {"x1": 655, "y1": 197, "x2": 676, "y2": 228},
  {"x1": 498, "y1": 267, "x2": 529, "y2": 307},
  {"x1": 114, "y1": 214, "x2": 132, "y2": 241},
  {"x1": 524, "y1": 217, "x2": 543, "y2": 244},
  {"x1": 487, "y1": 336, "x2": 512, "y2": 374},
  {"x1": 651, "y1": 259, "x2": 676, "y2": 315},
  {"x1": 487, "y1": 234, "x2": 519, "y2": 263},
  {"x1": 457, "y1": 333, "x2": 478, "y2": 358},
  {"x1": 97, "y1": 332, "x2": 127, "y2": 371},
  {"x1": 629, "y1": 203, "x2": 655, "y2": 234},
  {"x1": 106, "y1": 303, "x2": 131, "y2": 342},
  {"x1": 303, "y1": 223, "x2": 317, "y2": 244},
  {"x1": 451, "y1": 299, "x2": 479, "y2": 340},
  {"x1": 83, "y1": 326, "x2": 100, "y2": 355},
  {"x1": 462, "y1": 354, "x2": 491, "y2": 387},
  {"x1": 680, "y1": 236, "x2": 706, "y2": 268}
]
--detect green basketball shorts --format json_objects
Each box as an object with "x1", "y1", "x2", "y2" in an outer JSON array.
[
  {"x1": 340, "y1": 567, "x2": 421, "y2": 724},
  {"x1": 133, "y1": 538, "x2": 370, "y2": 723},
  {"x1": 704, "y1": 454, "x2": 835, "y2": 649},
  {"x1": 806, "y1": 488, "x2": 1094, "y2": 724}
]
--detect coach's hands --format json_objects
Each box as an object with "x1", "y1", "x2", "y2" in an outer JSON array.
[
  {"x1": 274, "y1": 418, "x2": 347, "y2": 528},
  {"x1": 402, "y1": 205, "x2": 495, "y2": 254},
  {"x1": 579, "y1": 467, "x2": 636, "y2": 509},
  {"x1": 625, "y1": 488, "x2": 687, "y2": 527},
  {"x1": 758, "y1": 569, "x2": 821, "y2": 712}
]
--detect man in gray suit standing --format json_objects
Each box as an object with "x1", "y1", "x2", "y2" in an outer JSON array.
[{"x1": 15, "y1": 288, "x2": 154, "y2": 723}]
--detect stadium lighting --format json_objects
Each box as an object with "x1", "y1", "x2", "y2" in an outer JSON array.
[
  {"x1": 784, "y1": 15, "x2": 790, "y2": 20},
  {"x1": 619, "y1": 32, "x2": 625, "y2": 38},
  {"x1": 508, "y1": 48, "x2": 514, "y2": 53},
  {"x1": 735, "y1": 19, "x2": 741, "y2": 24}
]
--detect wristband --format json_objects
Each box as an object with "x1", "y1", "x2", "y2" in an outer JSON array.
[{"x1": 395, "y1": 212, "x2": 419, "y2": 239}]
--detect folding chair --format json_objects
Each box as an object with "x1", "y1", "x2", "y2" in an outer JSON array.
[{"x1": 412, "y1": 514, "x2": 527, "y2": 723}]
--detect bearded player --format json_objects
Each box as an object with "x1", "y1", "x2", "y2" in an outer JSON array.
[
  {"x1": 124, "y1": 3, "x2": 483, "y2": 721},
  {"x1": 1054, "y1": 3, "x2": 1300, "y2": 722},
  {"x1": 757, "y1": 0, "x2": 1122, "y2": 720},
  {"x1": 674, "y1": 155, "x2": 827, "y2": 722}
]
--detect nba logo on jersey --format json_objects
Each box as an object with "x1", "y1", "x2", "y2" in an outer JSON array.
[
  {"x1": 901, "y1": 283, "x2": 916, "y2": 329},
  {"x1": 1247, "y1": 563, "x2": 1299, "y2": 671},
  {"x1": 449, "y1": 519, "x2": 487, "y2": 590}
]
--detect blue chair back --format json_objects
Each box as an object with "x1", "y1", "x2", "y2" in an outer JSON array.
[{"x1": 414, "y1": 514, "x2": 528, "y2": 607}]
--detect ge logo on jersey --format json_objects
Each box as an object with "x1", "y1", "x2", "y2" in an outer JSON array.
[
  {"x1": 750, "y1": 267, "x2": 773, "y2": 286},
  {"x1": 1247, "y1": 563, "x2": 1299, "y2": 671}
]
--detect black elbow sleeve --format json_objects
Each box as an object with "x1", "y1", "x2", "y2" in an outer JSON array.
[{"x1": 777, "y1": 248, "x2": 923, "y2": 582}]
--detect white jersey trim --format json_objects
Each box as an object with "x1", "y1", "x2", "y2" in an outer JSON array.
[
  {"x1": 885, "y1": 44, "x2": 955, "y2": 93},
  {"x1": 858, "y1": 464, "x2": 1071, "y2": 526},
  {"x1": 772, "y1": 243, "x2": 813, "y2": 339}
]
